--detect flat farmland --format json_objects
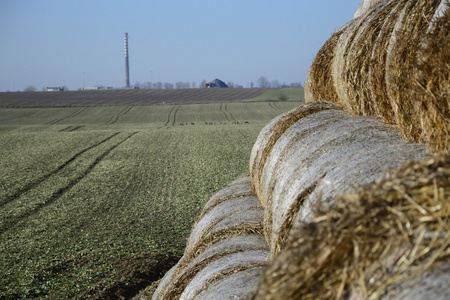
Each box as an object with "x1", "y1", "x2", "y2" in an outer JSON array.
[{"x1": 0, "y1": 96, "x2": 300, "y2": 299}]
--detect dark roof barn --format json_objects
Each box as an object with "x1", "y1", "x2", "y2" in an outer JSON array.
[{"x1": 206, "y1": 79, "x2": 228, "y2": 88}]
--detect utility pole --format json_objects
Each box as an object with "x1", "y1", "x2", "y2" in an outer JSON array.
[{"x1": 124, "y1": 33, "x2": 130, "y2": 88}]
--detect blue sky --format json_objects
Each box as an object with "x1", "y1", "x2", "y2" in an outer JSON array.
[{"x1": 0, "y1": 0, "x2": 362, "y2": 91}]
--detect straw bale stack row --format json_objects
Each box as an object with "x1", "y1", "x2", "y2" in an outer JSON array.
[
  {"x1": 250, "y1": 101, "x2": 429, "y2": 255},
  {"x1": 150, "y1": 1, "x2": 449, "y2": 298},
  {"x1": 305, "y1": 0, "x2": 450, "y2": 154},
  {"x1": 152, "y1": 175, "x2": 270, "y2": 300}
]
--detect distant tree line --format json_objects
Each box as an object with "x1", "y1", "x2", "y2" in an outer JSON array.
[
  {"x1": 15, "y1": 76, "x2": 302, "y2": 92},
  {"x1": 133, "y1": 76, "x2": 302, "y2": 90}
]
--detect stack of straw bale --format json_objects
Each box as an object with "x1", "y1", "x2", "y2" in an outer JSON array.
[
  {"x1": 149, "y1": 1, "x2": 449, "y2": 298},
  {"x1": 252, "y1": 155, "x2": 450, "y2": 299},
  {"x1": 250, "y1": 101, "x2": 429, "y2": 254},
  {"x1": 305, "y1": 0, "x2": 450, "y2": 154},
  {"x1": 152, "y1": 175, "x2": 270, "y2": 300}
]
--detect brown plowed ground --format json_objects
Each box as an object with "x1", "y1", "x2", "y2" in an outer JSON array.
[{"x1": 0, "y1": 88, "x2": 268, "y2": 108}]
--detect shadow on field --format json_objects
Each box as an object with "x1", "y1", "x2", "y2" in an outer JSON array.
[{"x1": 80, "y1": 254, "x2": 180, "y2": 300}]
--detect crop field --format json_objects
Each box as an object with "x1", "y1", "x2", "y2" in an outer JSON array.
[
  {"x1": 0, "y1": 87, "x2": 304, "y2": 108},
  {"x1": 0, "y1": 96, "x2": 300, "y2": 299}
]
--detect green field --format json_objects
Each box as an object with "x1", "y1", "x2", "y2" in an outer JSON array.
[{"x1": 0, "y1": 100, "x2": 300, "y2": 299}]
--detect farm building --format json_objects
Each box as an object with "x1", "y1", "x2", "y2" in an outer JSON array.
[
  {"x1": 205, "y1": 79, "x2": 228, "y2": 88},
  {"x1": 45, "y1": 87, "x2": 65, "y2": 92}
]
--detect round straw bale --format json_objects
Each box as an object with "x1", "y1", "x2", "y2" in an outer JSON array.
[
  {"x1": 333, "y1": 9, "x2": 377, "y2": 112},
  {"x1": 180, "y1": 250, "x2": 269, "y2": 300},
  {"x1": 153, "y1": 175, "x2": 269, "y2": 299},
  {"x1": 304, "y1": 22, "x2": 351, "y2": 104},
  {"x1": 371, "y1": 263, "x2": 450, "y2": 300},
  {"x1": 194, "y1": 267, "x2": 266, "y2": 300},
  {"x1": 304, "y1": 69, "x2": 312, "y2": 102},
  {"x1": 344, "y1": 0, "x2": 399, "y2": 116},
  {"x1": 354, "y1": 0, "x2": 388, "y2": 19},
  {"x1": 309, "y1": 0, "x2": 449, "y2": 154},
  {"x1": 368, "y1": 0, "x2": 407, "y2": 123},
  {"x1": 409, "y1": 2, "x2": 450, "y2": 154},
  {"x1": 199, "y1": 174, "x2": 254, "y2": 220},
  {"x1": 258, "y1": 106, "x2": 428, "y2": 254},
  {"x1": 385, "y1": 0, "x2": 443, "y2": 142},
  {"x1": 252, "y1": 155, "x2": 450, "y2": 300},
  {"x1": 340, "y1": 1, "x2": 391, "y2": 116},
  {"x1": 250, "y1": 101, "x2": 343, "y2": 206},
  {"x1": 184, "y1": 194, "x2": 262, "y2": 255},
  {"x1": 152, "y1": 263, "x2": 179, "y2": 300},
  {"x1": 159, "y1": 235, "x2": 268, "y2": 300}
]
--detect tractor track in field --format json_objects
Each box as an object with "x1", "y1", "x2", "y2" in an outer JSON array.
[
  {"x1": 220, "y1": 103, "x2": 230, "y2": 122},
  {"x1": 0, "y1": 132, "x2": 121, "y2": 209},
  {"x1": 171, "y1": 105, "x2": 181, "y2": 126},
  {"x1": 45, "y1": 118, "x2": 64, "y2": 125},
  {"x1": 46, "y1": 108, "x2": 91, "y2": 125},
  {"x1": 165, "y1": 106, "x2": 176, "y2": 125},
  {"x1": 0, "y1": 111, "x2": 36, "y2": 123},
  {"x1": 106, "y1": 115, "x2": 120, "y2": 125},
  {"x1": 220, "y1": 103, "x2": 237, "y2": 122},
  {"x1": 67, "y1": 107, "x2": 86, "y2": 118},
  {"x1": 165, "y1": 105, "x2": 181, "y2": 126},
  {"x1": 59, "y1": 125, "x2": 83, "y2": 132},
  {"x1": 106, "y1": 106, "x2": 134, "y2": 125},
  {"x1": 0, "y1": 131, "x2": 139, "y2": 234},
  {"x1": 224, "y1": 103, "x2": 237, "y2": 122},
  {"x1": 269, "y1": 102, "x2": 282, "y2": 112}
]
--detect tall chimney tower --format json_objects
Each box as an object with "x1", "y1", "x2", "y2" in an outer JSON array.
[{"x1": 124, "y1": 32, "x2": 130, "y2": 88}]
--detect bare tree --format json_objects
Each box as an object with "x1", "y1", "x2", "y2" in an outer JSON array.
[
  {"x1": 200, "y1": 80, "x2": 208, "y2": 88},
  {"x1": 153, "y1": 82, "x2": 163, "y2": 89},
  {"x1": 271, "y1": 80, "x2": 281, "y2": 88},
  {"x1": 142, "y1": 81, "x2": 152, "y2": 89},
  {"x1": 164, "y1": 82, "x2": 174, "y2": 89},
  {"x1": 257, "y1": 76, "x2": 270, "y2": 88}
]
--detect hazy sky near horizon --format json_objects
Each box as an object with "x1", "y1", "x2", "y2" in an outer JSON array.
[{"x1": 0, "y1": 0, "x2": 362, "y2": 91}]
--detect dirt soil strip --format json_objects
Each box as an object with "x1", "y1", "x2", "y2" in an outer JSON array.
[
  {"x1": 0, "y1": 132, "x2": 121, "y2": 208},
  {"x1": 0, "y1": 132, "x2": 138, "y2": 234},
  {"x1": 78, "y1": 254, "x2": 181, "y2": 300},
  {"x1": 0, "y1": 89, "x2": 269, "y2": 108}
]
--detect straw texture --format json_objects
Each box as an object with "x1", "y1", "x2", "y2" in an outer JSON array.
[
  {"x1": 251, "y1": 101, "x2": 429, "y2": 254},
  {"x1": 252, "y1": 155, "x2": 450, "y2": 299},
  {"x1": 306, "y1": 0, "x2": 450, "y2": 154}
]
